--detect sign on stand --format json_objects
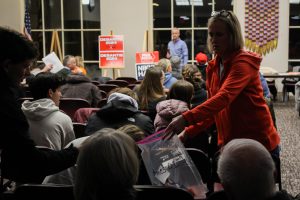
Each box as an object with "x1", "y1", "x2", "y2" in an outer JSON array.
[
  {"x1": 99, "y1": 35, "x2": 124, "y2": 77},
  {"x1": 135, "y1": 51, "x2": 159, "y2": 80}
]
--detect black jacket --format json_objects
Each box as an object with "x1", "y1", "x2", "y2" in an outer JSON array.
[
  {"x1": 86, "y1": 100, "x2": 154, "y2": 136},
  {"x1": 0, "y1": 73, "x2": 78, "y2": 183}
]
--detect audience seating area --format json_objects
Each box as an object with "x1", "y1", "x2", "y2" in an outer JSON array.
[{"x1": 10, "y1": 184, "x2": 194, "y2": 200}]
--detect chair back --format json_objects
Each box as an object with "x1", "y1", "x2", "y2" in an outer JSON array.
[
  {"x1": 59, "y1": 98, "x2": 91, "y2": 120},
  {"x1": 97, "y1": 84, "x2": 118, "y2": 93},
  {"x1": 186, "y1": 148, "x2": 212, "y2": 190},
  {"x1": 99, "y1": 90, "x2": 107, "y2": 98},
  {"x1": 14, "y1": 184, "x2": 74, "y2": 200},
  {"x1": 116, "y1": 77, "x2": 137, "y2": 84},
  {"x1": 97, "y1": 98, "x2": 107, "y2": 108},
  {"x1": 17, "y1": 97, "x2": 34, "y2": 105},
  {"x1": 13, "y1": 184, "x2": 193, "y2": 200},
  {"x1": 106, "y1": 80, "x2": 129, "y2": 87},
  {"x1": 135, "y1": 185, "x2": 194, "y2": 200},
  {"x1": 73, "y1": 122, "x2": 87, "y2": 138}
]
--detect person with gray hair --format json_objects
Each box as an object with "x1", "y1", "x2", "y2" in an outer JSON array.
[
  {"x1": 209, "y1": 138, "x2": 293, "y2": 200},
  {"x1": 74, "y1": 128, "x2": 140, "y2": 200},
  {"x1": 157, "y1": 58, "x2": 177, "y2": 89}
]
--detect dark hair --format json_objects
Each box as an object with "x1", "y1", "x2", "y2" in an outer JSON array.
[
  {"x1": 29, "y1": 72, "x2": 66, "y2": 100},
  {"x1": 167, "y1": 80, "x2": 194, "y2": 108},
  {"x1": 0, "y1": 26, "x2": 38, "y2": 64}
]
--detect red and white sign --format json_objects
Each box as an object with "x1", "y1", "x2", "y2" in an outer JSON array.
[
  {"x1": 136, "y1": 51, "x2": 159, "y2": 64},
  {"x1": 135, "y1": 51, "x2": 159, "y2": 80},
  {"x1": 99, "y1": 35, "x2": 124, "y2": 68}
]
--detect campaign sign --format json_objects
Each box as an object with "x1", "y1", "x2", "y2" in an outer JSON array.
[
  {"x1": 99, "y1": 35, "x2": 124, "y2": 51},
  {"x1": 136, "y1": 63, "x2": 155, "y2": 80},
  {"x1": 99, "y1": 35, "x2": 124, "y2": 68},
  {"x1": 99, "y1": 52, "x2": 124, "y2": 68},
  {"x1": 136, "y1": 51, "x2": 159, "y2": 64},
  {"x1": 135, "y1": 51, "x2": 159, "y2": 80}
]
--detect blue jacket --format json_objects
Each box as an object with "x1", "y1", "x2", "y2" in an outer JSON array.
[{"x1": 164, "y1": 72, "x2": 177, "y2": 89}]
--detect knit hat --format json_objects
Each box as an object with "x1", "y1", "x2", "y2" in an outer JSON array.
[{"x1": 195, "y1": 52, "x2": 207, "y2": 64}]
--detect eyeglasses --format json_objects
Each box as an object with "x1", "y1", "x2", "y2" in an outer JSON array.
[{"x1": 211, "y1": 10, "x2": 230, "y2": 18}]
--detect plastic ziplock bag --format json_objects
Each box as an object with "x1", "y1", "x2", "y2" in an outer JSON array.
[{"x1": 137, "y1": 130, "x2": 208, "y2": 199}]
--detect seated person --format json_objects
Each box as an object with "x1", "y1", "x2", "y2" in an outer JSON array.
[
  {"x1": 22, "y1": 72, "x2": 75, "y2": 150},
  {"x1": 182, "y1": 64, "x2": 207, "y2": 108},
  {"x1": 170, "y1": 55, "x2": 182, "y2": 79},
  {"x1": 60, "y1": 74, "x2": 102, "y2": 107},
  {"x1": 157, "y1": 58, "x2": 177, "y2": 89},
  {"x1": 75, "y1": 56, "x2": 87, "y2": 75},
  {"x1": 0, "y1": 26, "x2": 78, "y2": 184},
  {"x1": 208, "y1": 138, "x2": 293, "y2": 200},
  {"x1": 135, "y1": 67, "x2": 166, "y2": 121},
  {"x1": 154, "y1": 80, "x2": 194, "y2": 131},
  {"x1": 74, "y1": 129, "x2": 140, "y2": 200},
  {"x1": 195, "y1": 52, "x2": 208, "y2": 81},
  {"x1": 86, "y1": 87, "x2": 154, "y2": 136},
  {"x1": 63, "y1": 55, "x2": 84, "y2": 75}
]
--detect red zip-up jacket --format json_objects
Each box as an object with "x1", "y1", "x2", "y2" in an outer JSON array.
[{"x1": 182, "y1": 49, "x2": 280, "y2": 151}]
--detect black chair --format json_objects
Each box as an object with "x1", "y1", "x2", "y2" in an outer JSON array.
[
  {"x1": 13, "y1": 184, "x2": 74, "y2": 200},
  {"x1": 186, "y1": 148, "x2": 212, "y2": 193},
  {"x1": 72, "y1": 122, "x2": 87, "y2": 138},
  {"x1": 271, "y1": 154, "x2": 282, "y2": 191},
  {"x1": 106, "y1": 80, "x2": 129, "y2": 87},
  {"x1": 13, "y1": 184, "x2": 194, "y2": 200},
  {"x1": 135, "y1": 185, "x2": 194, "y2": 200},
  {"x1": 97, "y1": 84, "x2": 118, "y2": 94},
  {"x1": 59, "y1": 98, "x2": 91, "y2": 120},
  {"x1": 282, "y1": 66, "x2": 300, "y2": 102},
  {"x1": 99, "y1": 90, "x2": 107, "y2": 99},
  {"x1": 116, "y1": 76, "x2": 137, "y2": 84},
  {"x1": 97, "y1": 98, "x2": 107, "y2": 108}
]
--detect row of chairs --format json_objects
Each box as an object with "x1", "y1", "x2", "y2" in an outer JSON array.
[{"x1": 4, "y1": 184, "x2": 194, "y2": 200}]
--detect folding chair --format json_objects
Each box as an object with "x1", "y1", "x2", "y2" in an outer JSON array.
[
  {"x1": 135, "y1": 185, "x2": 194, "y2": 200},
  {"x1": 72, "y1": 122, "x2": 87, "y2": 138},
  {"x1": 13, "y1": 184, "x2": 74, "y2": 200},
  {"x1": 116, "y1": 77, "x2": 137, "y2": 84},
  {"x1": 106, "y1": 80, "x2": 129, "y2": 87},
  {"x1": 97, "y1": 84, "x2": 118, "y2": 94},
  {"x1": 59, "y1": 98, "x2": 91, "y2": 120}
]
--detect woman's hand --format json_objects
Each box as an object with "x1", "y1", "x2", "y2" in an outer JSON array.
[
  {"x1": 178, "y1": 130, "x2": 188, "y2": 142},
  {"x1": 163, "y1": 115, "x2": 187, "y2": 140}
]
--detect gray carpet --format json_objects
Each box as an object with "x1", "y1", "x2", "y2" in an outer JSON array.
[{"x1": 273, "y1": 93, "x2": 300, "y2": 196}]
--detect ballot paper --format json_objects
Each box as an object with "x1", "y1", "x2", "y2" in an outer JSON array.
[{"x1": 42, "y1": 52, "x2": 64, "y2": 73}]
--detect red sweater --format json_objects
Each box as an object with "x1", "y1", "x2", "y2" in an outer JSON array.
[{"x1": 182, "y1": 49, "x2": 280, "y2": 151}]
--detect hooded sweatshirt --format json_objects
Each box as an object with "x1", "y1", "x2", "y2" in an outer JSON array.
[
  {"x1": 182, "y1": 49, "x2": 280, "y2": 151},
  {"x1": 164, "y1": 72, "x2": 178, "y2": 89},
  {"x1": 86, "y1": 93, "x2": 154, "y2": 136},
  {"x1": 22, "y1": 98, "x2": 75, "y2": 150},
  {"x1": 154, "y1": 99, "x2": 189, "y2": 131}
]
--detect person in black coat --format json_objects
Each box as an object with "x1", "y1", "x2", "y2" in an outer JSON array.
[
  {"x1": 86, "y1": 90, "x2": 154, "y2": 136},
  {"x1": 0, "y1": 26, "x2": 78, "y2": 185}
]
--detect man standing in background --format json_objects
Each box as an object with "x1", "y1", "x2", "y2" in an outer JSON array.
[{"x1": 168, "y1": 28, "x2": 188, "y2": 70}]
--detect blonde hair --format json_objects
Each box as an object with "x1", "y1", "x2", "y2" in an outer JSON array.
[
  {"x1": 75, "y1": 128, "x2": 139, "y2": 200},
  {"x1": 207, "y1": 10, "x2": 244, "y2": 54},
  {"x1": 138, "y1": 67, "x2": 165, "y2": 110},
  {"x1": 108, "y1": 87, "x2": 138, "y2": 101},
  {"x1": 118, "y1": 124, "x2": 145, "y2": 142},
  {"x1": 157, "y1": 58, "x2": 171, "y2": 72}
]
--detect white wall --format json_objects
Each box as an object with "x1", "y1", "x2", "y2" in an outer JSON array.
[
  {"x1": 101, "y1": 0, "x2": 151, "y2": 78},
  {"x1": 235, "y1": 0, "x2": 289, "y2": 90},
  {"x1": 0, "y1": 0, "x2": 24, "y2": 31}
]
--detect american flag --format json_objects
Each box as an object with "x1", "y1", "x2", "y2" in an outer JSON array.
[{"x1": 24, "y1": 0, "x2": 32, "y2": 41}]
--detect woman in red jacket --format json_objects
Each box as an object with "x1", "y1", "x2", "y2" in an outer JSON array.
[{"x1": 164, "y1": 10, "x2": 280, "y2": 156}]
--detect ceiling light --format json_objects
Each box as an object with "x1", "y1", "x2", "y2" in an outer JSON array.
[{"x1": 82, "y1": 0, "x2": 89, "y2": 5}]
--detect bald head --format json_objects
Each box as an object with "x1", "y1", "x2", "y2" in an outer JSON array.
[{"x1": 218, "y1": 139, "x2": 276, "y2": 200}]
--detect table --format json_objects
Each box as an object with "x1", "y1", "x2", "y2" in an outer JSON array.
[{"x1": 261, "y1": 72, "x2": 300, "y2": 102}]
